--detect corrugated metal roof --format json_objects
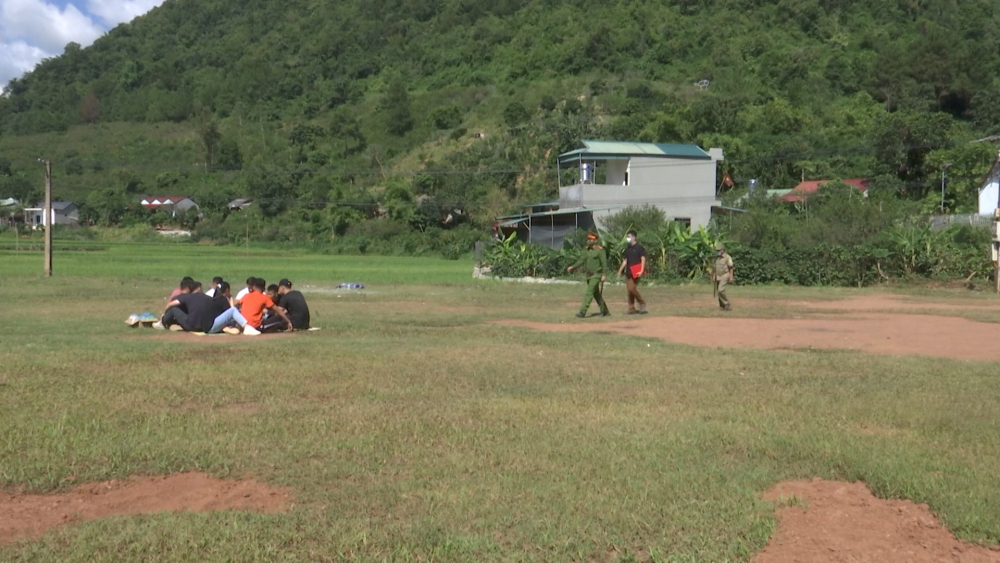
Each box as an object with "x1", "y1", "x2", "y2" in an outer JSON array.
[
  {"x1": 524, "y1": 205, "x2": 624, "y2": 218},
  {"x1": 496, "y1": 206, "x2": 624, "y2": 224},
  {"x1": 558, "y1": 140, "x2": 711, "y2": 163}
]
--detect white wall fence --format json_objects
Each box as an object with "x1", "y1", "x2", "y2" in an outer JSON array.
[{"x1": 927, "y1": 214, "x2": 994, "y2": 230}]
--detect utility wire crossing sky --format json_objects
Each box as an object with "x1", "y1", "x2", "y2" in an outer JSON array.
[{"x1": 0, "y1": 0, "x2": 164, "y2": 87}]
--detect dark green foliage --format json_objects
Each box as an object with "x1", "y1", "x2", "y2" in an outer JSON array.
[
  {"x1": 432, "y1": 106, "x2": 463, "y2": 130},
  {"x1": 64, "y1": 160, "x2": 84, "y2": 176},
  {"x1": 599, "y1": 204, "x2": 667, "y2": 236},
  {"x1": 384, "y1": 78, "x2": 414, "y2": 136},
  {"x1": 2, "y1": 0, "x2": 1000, "y2": 263},
  {"x1": 216, "y1": 136, "x2": 243, "y2": 171},
  {"x1": 503, "y1": 102, "x2": 530, "y2": 130},
  {"x1": 722, "y1": 185, "x2": 994, "y2": 286}
]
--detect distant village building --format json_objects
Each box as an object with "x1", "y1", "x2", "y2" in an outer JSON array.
[
  {"x1": 978, "y1": 152, "x2": 1000, "y2": 216},
  {"x1": 227, "y1": 198, "x2": 253, "y2": 211},
  {"x1": 497, "y1": 140, "x2": 724, "y2": 249},
  {"x1": 23, "y1": 201, "x2": 79, "y2": 228},
  {"x1": 779, "y1": 179, "x2": 870, "y2": 203},
  {"x1": 140, "y1": 196, "x2": 199, "y2": 217},
  {"x1": 1, "y1": 198, "x2": 21, "y2": 228}
]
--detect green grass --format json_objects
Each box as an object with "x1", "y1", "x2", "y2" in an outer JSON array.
[
  {"x1": 0, "y1": 243, "x2": 471, "y2": 285},
  {"x1": 2, "y1": 247, "x2": 1000, "y2": 561}
]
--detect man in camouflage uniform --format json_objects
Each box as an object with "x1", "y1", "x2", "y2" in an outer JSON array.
[
  {"x1": 713, "y1": 243, "x2": 734, "y2": 311},
  {"x1": 568, "y1": 232, "x2": 610, "y2": 318}
]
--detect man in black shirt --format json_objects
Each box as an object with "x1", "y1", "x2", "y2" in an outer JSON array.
[
  {"x1": 161, "y1": 281, "x2": 217, "y2": 332},
  {"x1": 616, "y1": 230, "x2": 648, "y2": 314},
  {"x1": 277, "y1": 278, "x2": 310, "y2": 330}
]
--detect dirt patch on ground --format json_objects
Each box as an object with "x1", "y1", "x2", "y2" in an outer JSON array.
[
  {"x1": 497, "y1": 310, "x2": 1000, "y2": 361},
  {"x1": 0, "y1": 472, "x2": 290, "y2": 545},
  {"x1": 753, "y1": 479, "x2": 1000, "y2": 562},
  {"x1": 793, "y1": 294, "x2": 1000, "y2": 313}
]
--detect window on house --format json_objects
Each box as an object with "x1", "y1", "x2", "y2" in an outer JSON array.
[{"x1": 675, "y1": 218, "x2": 691, "y2": 232}]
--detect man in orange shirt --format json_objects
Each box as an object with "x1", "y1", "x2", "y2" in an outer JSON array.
[{"x1": 238, "y1": 278, "x2": 292, "y2": 334}]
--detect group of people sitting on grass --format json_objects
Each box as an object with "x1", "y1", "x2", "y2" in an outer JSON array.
[{"x1": 154, "y1": 276, "x2": 311, "y2": 336}]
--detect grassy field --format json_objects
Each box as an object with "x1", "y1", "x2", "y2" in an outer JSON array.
[{"x1": 2, "y1": 246, "x2": 1000, "y2": 561}]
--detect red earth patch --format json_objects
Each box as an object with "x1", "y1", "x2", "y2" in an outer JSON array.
[
  {"x1": 753, "y1": 479, "x2": 1000, "y2": 562},
  {"x1": 0, "y1": 472, "x2": 290, "y2": 544}
]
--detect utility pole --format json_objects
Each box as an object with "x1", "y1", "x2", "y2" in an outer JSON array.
[
  {"x1": 995, "y1": 151, "x2": 1000, "y2": 293},
  {"x1": 41, "y1": 159, "x2": 53, "y2": 277},
  {"x1": 940, "y1": 162, "x2": 952, "y2": 214},
  {"x1": 995, "y1": 200, "x2": 1000, "y2": 294}
]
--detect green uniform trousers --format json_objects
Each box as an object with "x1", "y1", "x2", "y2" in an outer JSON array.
[
  {"x1": 715, "y1": 277, "x2": 730, "y2": 309},
  {"x1": 580, "y1": 275, "x2": 610, "y2": 315}
]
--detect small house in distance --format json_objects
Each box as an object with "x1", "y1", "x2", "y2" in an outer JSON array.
[
  {"x1": 140, "y1": 196, "x2": 199, "y2": 217},
  {"x1": 23, "y1": 201, "x2": 79, "y2": 228},
  {"x1": 978, "y1": 152, "x2": 1000, "y2": 216},
  {"x1": 779, "y1": 179, "x2": 870, "y2": 203},
  {"x1": 557, "y1": 140, "x2": 725, "y2": 229},
  {"x1": 496, "y1": 140, "x2": 725, "y2": 249},
  {"x1": 228, "y1": 198, "x2": 253, "y2": 211}
]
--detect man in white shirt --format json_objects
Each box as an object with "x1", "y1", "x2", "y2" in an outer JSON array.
[
  {"x1": 235, "y1": 276, "x2": 254, "y2": 301},
  {"x1": 205, "y1": 276, "x2": 224, "y2": 298}
]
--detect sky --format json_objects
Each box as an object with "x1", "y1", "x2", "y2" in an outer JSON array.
[{"x1": 0, "y1": 0, "x2": 165, "y2": 86}]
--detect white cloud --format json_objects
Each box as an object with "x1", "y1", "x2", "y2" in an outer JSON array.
[
  {"x1": 0, "y1": 39, "x2": 47, "y2": 84},
  {"x1": 0, "y1": 0, "x2": 104, "y2": 54},
  {"x1": 85, "y1": 0, "x2": 163, "y2": 27},
  {"x1": 0, "y1": 0, "x2": 165, "y2": 86}
]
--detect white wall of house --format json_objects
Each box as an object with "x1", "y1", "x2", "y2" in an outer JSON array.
[
  {"x1": 25, "y1": 207, "x2": 78, "y2": 227},
  {"x1": 606, "y1": 160, "x2": 629, "y2": 185},
  {"x1": 576, "y1": 155, "x2": 722, "y2": 229},
  {"x1": 980, "y1": 179, "x2": 998, "y2": 216}
]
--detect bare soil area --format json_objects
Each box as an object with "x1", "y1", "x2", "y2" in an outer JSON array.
[
  {"x1": 0, "y1": 472, "x2": 290, "y2": 545},
  {"x1": 753, "y1": 479, "x2": 1000, "y2": 563},
  {"x1": 791, "y1": 294, "x2": 1000, "y2": 312},
  {"x1": 500, "y1": 295, "x2": 1000, "y2": 361}
]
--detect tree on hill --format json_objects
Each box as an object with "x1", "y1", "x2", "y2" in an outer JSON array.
[{"x1": 384, "y1": 77, "x2": 414, "y2": 137}]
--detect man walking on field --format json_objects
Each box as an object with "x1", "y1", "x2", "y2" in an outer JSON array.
[
  {"x1": 617, "y1": 229, "x2": 647, "y2": 315},
  {"x1": 568, "y1": 232, "x2": 610, "y2": 318},
  {"x1": 713, "y1": 243, "x2": 734, "y2": 311}
]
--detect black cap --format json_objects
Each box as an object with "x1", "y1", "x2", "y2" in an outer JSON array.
[{"x1": 278, "y1": 278, "x2": 292, "y2": 288}]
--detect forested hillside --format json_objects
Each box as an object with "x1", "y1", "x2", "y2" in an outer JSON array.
[{"x1": 2, "y1": 0, "x2": 1000, "y2": 243}]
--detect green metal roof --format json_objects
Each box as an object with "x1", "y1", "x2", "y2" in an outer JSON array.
[
  {"x1": 496, "y1": 206, "x2": 624, "y2": 224},
  {"x1": 558, "y1": 140, "x2": 711, "y2": 163},
  {"x1": 523, "y1": 205, "x2": 624, "y2": 218}
]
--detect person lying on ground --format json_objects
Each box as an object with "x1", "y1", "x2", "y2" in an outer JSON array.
[
  {"x1": 205, "y1": 276, "x2": 224, "y2": 298},
  {"x1": 241, "y1": 278, "x2": 292, "y2": 333},
  {"x1": 277, "y1": 279, "x2": 310, "y2": 330}
]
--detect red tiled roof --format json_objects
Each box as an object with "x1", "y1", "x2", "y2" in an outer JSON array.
[{"x1": 780, "y1": 179, "x2": 870, "y2": 202}]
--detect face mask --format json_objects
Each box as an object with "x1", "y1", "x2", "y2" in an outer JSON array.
[{"x1": 626, "y1": 237, "x2": 633, "y2": 244}]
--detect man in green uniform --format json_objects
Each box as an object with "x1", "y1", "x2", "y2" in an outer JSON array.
[
  {"x1": 713, "y1": 242, "x2": 734, "y2": 311},
  {"x1": 567, "y1": 232, "x2": 610, "y2": 318}
]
